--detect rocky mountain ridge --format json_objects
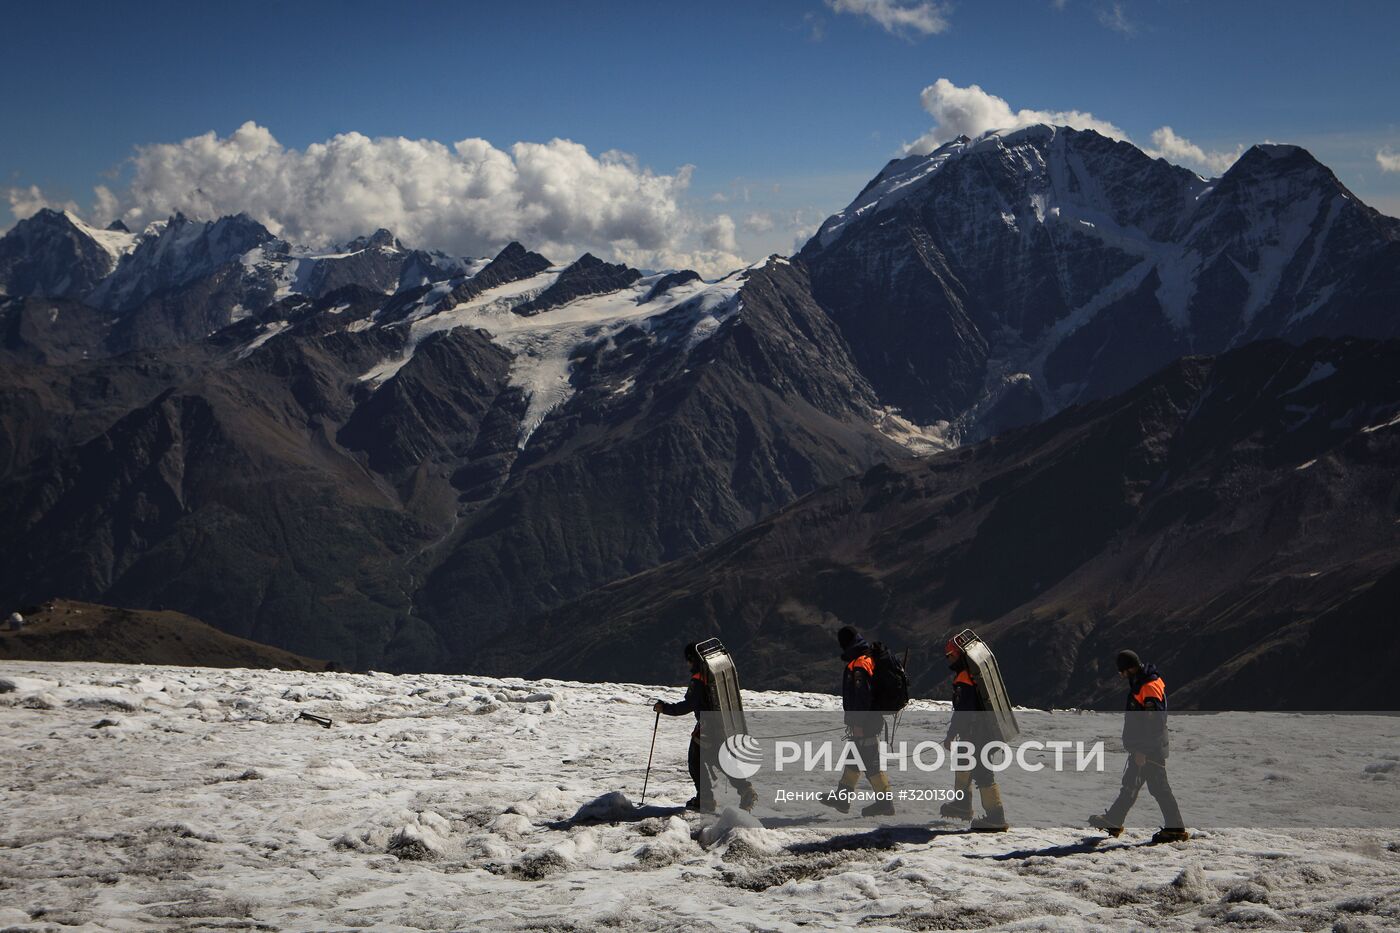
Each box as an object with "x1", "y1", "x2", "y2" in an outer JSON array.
[{"x1": 1, "y1": 126, "x2": 1396, "y2": 701}]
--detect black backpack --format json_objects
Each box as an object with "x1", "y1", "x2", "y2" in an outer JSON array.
[{"x1": 869, "y1": 642, "x2": 910, "y2": 712}]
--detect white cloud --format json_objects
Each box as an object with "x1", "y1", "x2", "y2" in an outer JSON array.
[
  {"x1": 906, "y1": 78, "x2": 1126, "y2": 153},
  {"x1": 1145, "y1": 127, "x2": 1244, "y2": 176},
  {"x1": 826, "y1": 0, "x2": 950, "y2": 37},
  {"x1": 700, "y1": 214, "x2": 738, "y2": 252},
  {"x1": 903, "y1": 79, "x2": 1250, "y2": 180},
  {"x1": 6, "y1": 184, "x2": 80, "y2": 221},
  {"x1": 75, "y1": 121, "x2": 736, "y2": 273},
  {"x1": 1378, "y1": 149, "x2": 1400, "y2": 173},
  {"x1": 612, "y1": 244, "x2": 745, "y2": 280},
  {"x1": 790, "y1": 225, "x2": 820, "y2": 254},
  {"x1": 743, "y1": 212, "x2": 775, "y2": 234},
  {"x1": 1098, "y1": 2, "x2": 1136, "y2": 35}
]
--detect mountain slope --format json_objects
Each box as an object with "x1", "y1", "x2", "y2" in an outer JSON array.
[
  {"x1": 508, "y1": 338, "x2": 1400, "y2": 710},
  {"x1": 0, "y1": 209, "x2": 134, "y2": 299},
  {"x1": 0, "y1": 598, "x2": 333, "y2": 670},
  {"x1": 1, "y1": 127, "x2": 1398, "y2": 682},
  {"x1": 0, "y1": 251, "x2": 909, "y2": 671},
  {"x1": 800, "y1": 126, "x2": 1400, "y2": 440}
]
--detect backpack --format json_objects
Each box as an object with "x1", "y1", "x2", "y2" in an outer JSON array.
[{"x1": 869, "y1": 642, "x2": 910, "y2": 712}]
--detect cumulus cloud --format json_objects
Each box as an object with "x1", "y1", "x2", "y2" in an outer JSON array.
[
  {"x1": 699, "y1": 213, "x2": 738, "y2": 252},
  {"x1": 826, "y1": 0, "x2": 950, "y2": 38},
  {"x1": 1145, "y1": 127, "x2": 1244, "y2": 175},
  {"x1": 743, "y1": 212, "x2": 775, "y2": 234},
  {"x1": 612, "y1": 244, "x2": 745, "y2": 281},
  {"x1": 905, "y1": 78, "x2": 1126, "y2": 153},
  {"x1": 73, "y1": 121, "x2": 736, "y2": 273},
  {"x1": 903, "y1": 79, "x2": 1248, "y2": 179},
  {"x1": 6, "y1": 184, "x2": 80, "y2": 220},
  {"x1": 1378, "y1": 149, "x2": 1400, "y2": 173}
]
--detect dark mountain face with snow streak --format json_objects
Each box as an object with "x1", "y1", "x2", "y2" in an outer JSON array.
[
  {"x1": 799, "y1": 126, "x2": 1400, "y2": 441},
  {"x1": 0, "y1": 126, "x2": 1397, "y2": 690},
  {"x1": 0, "y1": 209, "x2": 131, "y2": 300},
  {"x1": 0, "y1": 241, "x2": 905, "y2": 669},
  {"x1": 509, "y1": 337, "x2": 1400, "y2": 710}
]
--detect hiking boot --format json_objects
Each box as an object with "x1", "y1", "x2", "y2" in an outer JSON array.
[
  {"x1": 860, "y1": 798, "x2": 896, "y2": 818},
  {"x1": 939, "y1": 799, "x2": 974, "y2": 820},
  {"x1": 1088, "y1": 813, "x2": 1123, "y2": 837},
  {"x1": 969, "y1": 784, "x2": 1007, "y2": 832},
  {"x1": 1151, "y1": 827, "x2": 1190, "y2": 844},
  {"x1": 685, "y1": 796, "x2": 716, "y2": 814},
  {"x1": 820, "y1": 788, "x2": 851, "y2": 814},
  {"x1": 738, "y1": 785, "x2": 759, "y2": 812},
  {"x1": 940, "y1": 769, "x2": 974, "y2": 820}
]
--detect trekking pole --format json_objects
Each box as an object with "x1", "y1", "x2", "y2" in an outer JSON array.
[
  {"x1": 890, "y1": 648, "x2": 911, "y2": 744},
  {"x1": 640, "y1": 709, "x2": 661, "y2": 805}
]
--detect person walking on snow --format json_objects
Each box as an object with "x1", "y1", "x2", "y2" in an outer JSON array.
[
  {"x1": 821, "y1": 626, "x2": 896, "y2": 817},
  {"x1": 1088, "y1": 649, "x2": 1189, "y2": 843},
  {"x1": 938, "y1": 638, "x2": 1008, "y2": 831},
  {"x1": 654, "y1": 642, "x2": 758, "y2": 813}
]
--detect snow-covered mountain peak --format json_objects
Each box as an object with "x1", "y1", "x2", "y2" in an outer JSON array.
[
  {"x1": 0, "y1": 208, "x2": 137, "y2": 298},
  {"x1": 809, "y1": 126, "x2": 1207, "y2": 255},
  {"x1": 88, "y1": 211, "x2": 277, "y2": 310},
  {"x1": 342, "y1": 228, "x2": 402, "y2": 254},
  {"x1": 813, "y1": 136, "x2": 973, "y2": 247},
  {"x1": 796, "y1": 124, "x2": 1399, "y2": 439}
]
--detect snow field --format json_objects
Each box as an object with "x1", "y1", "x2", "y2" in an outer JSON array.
[{"x1": 3, "y1": 662, "x2": 1399, "y2": 931}]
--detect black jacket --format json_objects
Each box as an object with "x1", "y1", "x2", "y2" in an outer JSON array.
[
  {"x1": 1122, "y1": 664, "x2": 1169, "y2": 760},
  {"x1": 660, "y1": 669, "x2": 714, "y2": 741},
  {"x1": 660, "y1": 670, "x2": 708, "y2": 719},
  {"x1": 841, "y1": 639, "x2": 883, "y2": 735},
  {"x1": 945, "y1": 662, "x2": 986, "y2": 743}
]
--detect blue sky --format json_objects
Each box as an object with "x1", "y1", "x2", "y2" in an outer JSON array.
[{"x1": 3, "y1": 0, "x2": 1398, "y2": 267}]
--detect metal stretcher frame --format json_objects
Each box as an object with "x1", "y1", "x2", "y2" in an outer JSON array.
[
  {"x1": 953, "y1": 629, "x2": 1020, "y2": 743},
  {"x1": 695, "y1": 637, "x2": 747, "y2": 739}
]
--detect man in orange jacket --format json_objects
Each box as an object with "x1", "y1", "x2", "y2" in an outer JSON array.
[
  {"x1": 820, "y1": 626, "x2": 896, "y2": 817},
  {"x1": 1089, "y1": 650, "x2": 1189, "y2": 843},
  {"x1": 939, "y1": 638, "x2": 1008, "y2": 831}
]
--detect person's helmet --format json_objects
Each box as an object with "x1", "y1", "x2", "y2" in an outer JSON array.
[
  {"x1": 944, "y1": 638, "x2": 963, "y2": 661},
  {"x1": 683, "y1": 642, "x2": 702, "y2": 666}
]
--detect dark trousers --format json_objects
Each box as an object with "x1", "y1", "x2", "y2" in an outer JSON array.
[
  {"x1": 688, "y1": 737, "x2": 752, "y2": 803},
  {"x1": 1106, "y1": 756, "x2": 1184, "y2": 828}
]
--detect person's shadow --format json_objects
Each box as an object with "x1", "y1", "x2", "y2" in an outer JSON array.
[
  {"x1": 963, "y1": 835, "x2": 1128, "y2": 860},
  {"x1": 785, "y1": 825, "x2": 973, "y2": 853},
  {"x1": 544, "y1": 803, "x2": 687, "y2": 830}
]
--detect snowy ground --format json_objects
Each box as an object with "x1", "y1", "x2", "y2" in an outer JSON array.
[{"x1": 3, "y1": 661, "x2": 1399, "y2": 932}]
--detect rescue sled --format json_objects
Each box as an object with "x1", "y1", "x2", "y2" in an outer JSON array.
[
  {"x1": 695, "y1": 637, "x2": 747, "y2": 739},
  {"x1": 952, "y1": 629, "x2": 1020, "y2": 743}
]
